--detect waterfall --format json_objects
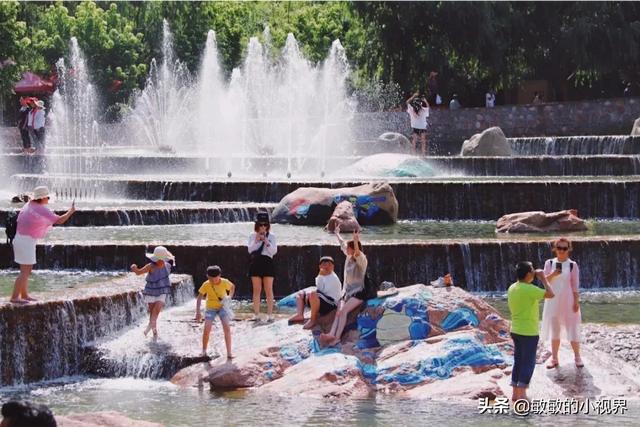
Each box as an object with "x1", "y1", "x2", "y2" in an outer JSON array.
[
  {"x1": 509, "y1": 136, "x2": 640, "y2": 155},
  {"x1": 0, "y1": 275, "x2": 194, "y2": 385}
]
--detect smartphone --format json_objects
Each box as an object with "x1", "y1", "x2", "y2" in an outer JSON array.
[{"x1": 555, "y1": 262, "x2": 562, "y2": 272}]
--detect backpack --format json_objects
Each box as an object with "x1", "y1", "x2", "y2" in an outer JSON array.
[
  {"x1": 362, "y1": 274, "x2": 379, "y2": 300},
  {"x1": 546, "y1": 259, "x2": 575, "y2": 272},
  {"x1": 5, "y1": 211, "x2": 18, "y2": 245}
]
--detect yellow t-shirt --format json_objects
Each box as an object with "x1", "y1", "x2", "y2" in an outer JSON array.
[{"x1": 199, "y1": 278, "x2": 232, "y2": 310}]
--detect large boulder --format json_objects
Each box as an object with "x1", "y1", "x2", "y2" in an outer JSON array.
[
  {"x1": 376, "y1": 132, "x2": 412, "y2": 153},
  {"x1": 173, "y1": 285, "x2": 513, "y2": 399},
  {"x1": 496, "y1": 209, "x2": 587, "y2": 233},
  {"x1": 271, "y1": 182, "x2": 398, "y2": 226},
  {"x1": 460, "y1": 126, "x2": 512, "y2": 156},
  {"x1": 632, "y1": 118, "x2": 640, "y2": 136},
  {"x1": 326, "y1": 201, "x2": 361, "y2": 233}
]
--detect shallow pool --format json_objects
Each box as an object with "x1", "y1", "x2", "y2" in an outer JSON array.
[
  {"x1": 2, "y1": 220, "x2": 639, "y2": 245},
  {"x1": 0, "y1": 270, "x2": 126, "y2": 297},
  {"x1": 1, "y1": 377, "x2": 638, "y2": 426}
]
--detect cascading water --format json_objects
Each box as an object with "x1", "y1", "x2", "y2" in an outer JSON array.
[{"x1": 46, "y1": 37, "x2": 101, "y2": 200}]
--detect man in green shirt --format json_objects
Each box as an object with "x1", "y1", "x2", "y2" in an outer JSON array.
[{"x1": 507, "y1": 261, "x2": 555, "y2": 403}]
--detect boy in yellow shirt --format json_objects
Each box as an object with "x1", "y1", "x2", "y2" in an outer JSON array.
[{"x1": 195, "y1": 265, "x2": 235, "y2": 358}]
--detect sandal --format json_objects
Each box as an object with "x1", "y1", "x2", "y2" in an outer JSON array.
[
  {"x1": 575, "y1": 359, "x2": 584, "y2": 368},
  {"x1": 546, "y1": 359, "x2": 559, "y2": 369}
]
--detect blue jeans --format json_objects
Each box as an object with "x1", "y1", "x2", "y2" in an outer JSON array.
[{"x1": 510, "y1": 333, "x2": 539, "y2": 388}]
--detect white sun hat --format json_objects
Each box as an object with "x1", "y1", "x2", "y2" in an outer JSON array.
[
  {"x1": 146, "y1": 246, "x2": 175, "y2": 262},
  {"x1": 32, "y1": 186, "x2": 50, "y2": 200}
]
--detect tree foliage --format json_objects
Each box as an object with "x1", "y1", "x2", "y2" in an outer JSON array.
[{"x1": 2, "y1": 1, "x2": 639, "y2": 112}]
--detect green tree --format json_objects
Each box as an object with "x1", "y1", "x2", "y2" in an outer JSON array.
[{"x1": 0, "y1": 1, "x2": 28, "y2": 99}]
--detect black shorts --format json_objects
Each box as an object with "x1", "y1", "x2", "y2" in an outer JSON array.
[
  {"x1": 249, "y1": 255, "x2": 275, "y2": 278},
  {"x1": 347, "y1": 289, "x2": 367, "y2": 301},
  {"x1": 412, "y1": 127, "x2": 428, "y2": 135},
  {"x1": 319, "y1": 297, "x2": 337, "y2": 315}
]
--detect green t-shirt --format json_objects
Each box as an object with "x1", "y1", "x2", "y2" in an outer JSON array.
[{"x1": 507, "y1": 281, "x2": 546, "y2": 336}]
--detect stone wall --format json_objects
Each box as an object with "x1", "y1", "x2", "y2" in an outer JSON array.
[{"x1": 353, "y1": 97, "x2": 640, "y2": 154}]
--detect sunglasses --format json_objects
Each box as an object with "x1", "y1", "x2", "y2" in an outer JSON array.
[{"x1": 555, "y1": 246, "x2": 569, "y2": 251}]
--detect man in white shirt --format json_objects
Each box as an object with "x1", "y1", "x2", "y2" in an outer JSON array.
[
  {"x1": 28, "y1": 99, "x2": 46, "y2": 153},
  {"x1": 288, "y1": 256, "x2": 342, "y2": 330}
]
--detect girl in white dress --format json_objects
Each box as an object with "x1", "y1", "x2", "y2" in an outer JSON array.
[{"x1": 541, "y1": 238, "x2": 583, "y2": 368}]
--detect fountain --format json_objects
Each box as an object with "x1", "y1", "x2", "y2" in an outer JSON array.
[
  {"x1": 126, "y1": 24, "x2": 354, "y2": 178},
  {"x1": 1, "y1": 19, "x2": 640, "y2": 426},
  {"x1": 46, "y1": 37, "x2": 101, "y2": 200},
  {"x1": 127, "y1": 20, "x2": 193, "y2": 153}
]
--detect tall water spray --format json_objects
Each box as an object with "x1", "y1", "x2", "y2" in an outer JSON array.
[
  {"x1": 48, "y1": 38, "x2": 100, "y2": 155},
  {"x1": 47, "y1": 37, "x2": 101, "y2": 198},
  {"x1": 129, "y1": 24, "x2": 355, "y2": 177},
  {"x1": 128, "y1": 20, "x2": 193, "y2": 152}
]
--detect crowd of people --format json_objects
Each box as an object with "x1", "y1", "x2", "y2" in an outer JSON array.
[
  {"x1": 9, "y1": 186, "x2": 584, "y2": 402},
  {"x1": 17, "y1": 96, "x2": 47, "y2": 155}
]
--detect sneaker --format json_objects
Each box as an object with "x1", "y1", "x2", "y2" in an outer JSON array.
[
  {"x1": 266, "y1": 315, "x2": 275, "y2": 323},
  {"x1": 248, "y1": 314, "x2": 260, "y2": 322}
]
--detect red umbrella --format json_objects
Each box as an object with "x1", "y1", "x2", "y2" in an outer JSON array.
[{"x1": 14, "y1": 72, "x2": 55, "y2": 94}]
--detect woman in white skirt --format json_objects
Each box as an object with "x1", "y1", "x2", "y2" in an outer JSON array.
[
  {"x1": 541, "y1": 237, "x2": 583, "y2": 368},
  {"x1": 11, "y1": 186, "x2": 75, "y2": 304}
]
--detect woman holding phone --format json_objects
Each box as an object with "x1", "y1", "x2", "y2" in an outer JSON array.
[
  {"x1": 541, "y1": 237, "x2": 583, "y2": 369},
  {"x1": 11, "y1": 186, "x2": 76, "y2": 303},
  {"x1": 247, "y1": 212, "x2": 277, "y2": 322}
]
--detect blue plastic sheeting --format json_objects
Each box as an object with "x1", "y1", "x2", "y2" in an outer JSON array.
[
  {"x1": 441, "y1": 307, "x2": 480, "y2": 332},
  {"x1": 367, "y1": 336, "x2": 505, "y2": 385},
  {"x1": 277, "y1": 286, "x2": 315, "y2": 308}
]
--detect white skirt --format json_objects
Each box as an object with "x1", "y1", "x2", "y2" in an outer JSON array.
[
  {"x1": 13, "y1": 233, "x2": 38, "y2": 265},
  {"x1": 143, "y1": 294, "x2": 166, "y2": 304}
]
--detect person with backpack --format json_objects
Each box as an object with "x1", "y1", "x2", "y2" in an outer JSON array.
[
  {"x1": 541, "y1": 237, "x2": 584, "y2": 369},
  {"x1": 319, "y1": 226, "x2": 368, "y2": 347},
  {"x1": 10, "y1": 186, "x2": 76, "y2": 304}
]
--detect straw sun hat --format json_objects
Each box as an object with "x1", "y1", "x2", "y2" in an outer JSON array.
[
  {"x1": 32, "y1": 186, "x2": 50, "y2": 200},
  {"x1": 146, "y1": 246, "x2": 175, "y2": 262}
]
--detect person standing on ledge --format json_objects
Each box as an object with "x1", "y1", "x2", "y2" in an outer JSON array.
[
  {"x1": 11, "y1": 186, "x2": 75, "y2": 304},
  {"x1": 405, "y1": 92, "x2": 429, "y2": 156},
  {"x1": 541, "y1": 238, "x2": 583, "y2": 369},
  {"x1": 17, "y1": 97, "x2": 33, "y2": 154},
  {"x1": 27, "y1": 99, "x2": 46, "y2": 153},
  {"x1": 247, "y1": 212, "x2": 277, "y2": 322},
  {"x1": 507, "y1": 261, "x2": 554, "y2": 403},
  {"x1": 449, "y1": 94, "x2": 461, "y2": 110}
]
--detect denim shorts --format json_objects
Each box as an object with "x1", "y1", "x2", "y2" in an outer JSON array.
[{"x1": 205, "y1": 308, "x2": 230, "y2": 322}]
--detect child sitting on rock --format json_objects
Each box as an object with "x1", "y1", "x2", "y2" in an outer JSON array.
[
  {"x1": 131, "y1": 246, "x2": 175, "y2": 339},
  {"x1": 288, "y1": 255, "x2": 342, "y2": 330},
  {"x1": 195, "y1": 265, "x2": 235, "y2": 359}
]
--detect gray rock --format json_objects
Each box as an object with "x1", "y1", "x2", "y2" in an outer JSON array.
[
  {"x1": 460, "y1": 126, "x2": 512, "y2": 156},
  {"x1": 377, "y1": 132, "x2": 411, "y2": 154}
]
